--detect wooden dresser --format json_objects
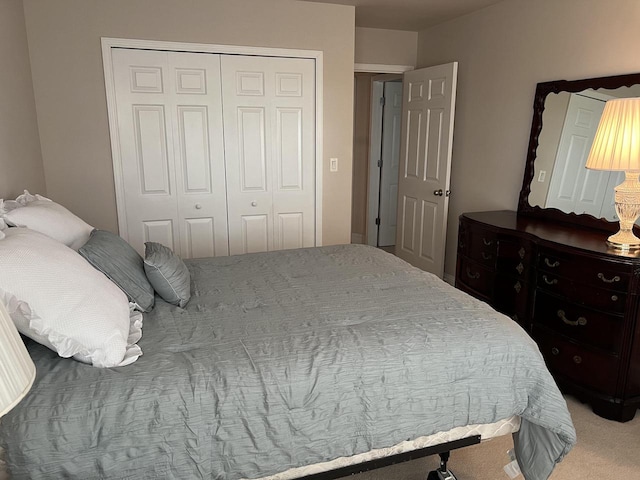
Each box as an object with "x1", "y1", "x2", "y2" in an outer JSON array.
[{"x1": 456, "y1": 210, "x2": 640, "y2": 422}]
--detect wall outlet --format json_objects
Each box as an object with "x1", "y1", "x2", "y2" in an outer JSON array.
[{"x1": 330, "y1": 157, "x2": 338, "y2": 172}]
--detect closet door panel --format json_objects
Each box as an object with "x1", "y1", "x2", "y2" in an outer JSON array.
[
  {"x1": 112, "y1": 49, "x2": 229, "y2": 258},
  {"x1": 221, "y1": 55, "x2": 315, "y2": 255},
  {"x1": 143, "y1": 220, "x2": 176, "y2": 251},
  {"x1": 169, "y1": 52, "x2": 229, "y2": 258},
  {"x1": 112, "y1": 49, "x2": 180, "y2": 256},
  {"x1": 184, "y1": 218, "x2": 216, "y2": 258}
]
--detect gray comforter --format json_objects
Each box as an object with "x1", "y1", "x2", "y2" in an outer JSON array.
[{"x1": 0, "y1": 245, "x2": 575, "y2": 480}]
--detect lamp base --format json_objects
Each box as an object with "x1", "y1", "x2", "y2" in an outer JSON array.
[
  {"x1": 610, "y1": 171, "x2": 640, "y2": 251},
  {"x1": 606, "y1": 236, "x2": 640, "y2": 252}
]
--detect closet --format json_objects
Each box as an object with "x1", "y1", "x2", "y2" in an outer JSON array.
[{"x1": 109, "y1": 47, "x2": 316, "y2": 258}]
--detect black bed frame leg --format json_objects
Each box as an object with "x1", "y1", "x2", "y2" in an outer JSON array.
[{"x1": 426, "y1": 451, "x2": 457, "y2": 480}]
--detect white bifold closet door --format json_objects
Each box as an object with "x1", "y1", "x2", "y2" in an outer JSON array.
[
  {"x1": 110, "y1": 48, "x2": 315, "y2": 258},
  {"x1": 221, "y1": 55, "x2": 316, "y2": 255},
  {"x1": 112, "y1": 48, "x2": 229, "y2": 258}
]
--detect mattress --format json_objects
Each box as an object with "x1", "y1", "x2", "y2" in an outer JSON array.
[{"x1": 0, "y1": 245, "x2": 575, "y2": 480}]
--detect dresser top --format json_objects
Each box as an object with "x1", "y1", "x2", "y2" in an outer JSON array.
[{"x1": 462, "y1": 210, "x2": 640, "y2": 261}]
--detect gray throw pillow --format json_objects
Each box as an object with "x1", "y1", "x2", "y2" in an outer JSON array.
[
  {"x1": 143, "y1": 242, "x2": 191, "y2": 308},
  {"x1": 78, "y1": 230, "x2": 155, "y2": 312}
]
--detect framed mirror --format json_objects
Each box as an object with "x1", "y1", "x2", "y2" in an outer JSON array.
[{"x1": 518, "y1": 72, "x2": 640, "y2": 232}]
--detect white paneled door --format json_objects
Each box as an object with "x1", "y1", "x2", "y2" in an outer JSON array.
[
  {"x1": 112, "y1": 48, "x2": 229, "y2": 258},
  {"x1": 395, "y1": 63, "x2": 458, "y2": 278},
  {"x1": 221, "y1": 55, "x2": 316, "y2": 255},
  {"x1": 110, "y1": 48, "x2": 316, "y2": 258}
]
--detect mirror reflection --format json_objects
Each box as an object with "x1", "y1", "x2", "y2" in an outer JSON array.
[{"x1": 529, "y1": 84, "x2": 640, "y2": 221}]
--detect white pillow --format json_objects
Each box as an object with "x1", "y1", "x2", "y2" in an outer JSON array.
[
  {"x1": 0, "y1": 228, "x2": 142, "y2": 368},
  {"x1": 0, "y1": 190, "x2": 93, "y2": 250}
]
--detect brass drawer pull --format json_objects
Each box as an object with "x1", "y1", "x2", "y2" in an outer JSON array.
[
  {"x1": 598, "y1": 273, "x2": 620, "y2": 284},
  {"x1": 557, "y1": 310, "x2": 587, "y2": 327},
  {"x1": 466, "y1": 267, "x2": 480, "y2": 280},
  {"x1": 514, "y1": 281, "x2": 522, "y2": 293},
  {"x1": 544, "y1": 258, "x2": 560, "y2": 268},
  {"x1": 518, "y1": 247, "x2": 526, "y2": 259},
  {"x1": 551, "y1": 347, "x2": 560, "y2": 356},
  {"x1": 612, "y1": 295, "x2": 619, "y2": 302},
  {"x1": 542, "y1": 275, "x2": 558, "y2": 285},
  {"x1": 573, "y1": 355, "x2": 582, "y2": 364},
  {"x1": 516, "y1": 262, "x2": 524, "y2": 274},
  {"x1": 483, "y1": 238, "x2": 493, "y2": 246},
  {"x1": 481, "y1": 252, "x2": 493, "y2": 260}
]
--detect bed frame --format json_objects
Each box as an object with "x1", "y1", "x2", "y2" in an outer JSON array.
[{"x1": 298, "y1": 436, "x2": 481, "y2": 480}]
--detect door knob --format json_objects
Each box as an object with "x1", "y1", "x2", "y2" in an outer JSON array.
[
  {"x1": 434, "y1": 189, "x2": 443, "y2": 196},
  {"x1": 251, "y1": 201, "x2": 258, "y2": 207},
  {"x1": 195, "y1": 204, "x2": 202, "y2": 209}
]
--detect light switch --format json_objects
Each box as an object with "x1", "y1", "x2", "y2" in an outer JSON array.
[
  {"x1": 537, "y1": 170, "x2": 546, "y2": 182},
  {"x1": 330, "y1": 157, "x2": 338, "y2": 172}
]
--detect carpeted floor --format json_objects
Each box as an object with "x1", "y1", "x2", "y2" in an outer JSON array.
[{"x1": 345, "y1": 395, "x2": 640, "y2": 479}]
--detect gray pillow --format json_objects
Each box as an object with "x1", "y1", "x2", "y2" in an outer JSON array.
[
  {"x1": 143, "y1": 242, "x2": 191, "y2": 308},
  {"x1": 78, "y1": 230, "x2": 155, "y2": 312}
]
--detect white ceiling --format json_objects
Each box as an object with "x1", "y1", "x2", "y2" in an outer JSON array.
[{"x1": 297, "y1": 0, "x2": 505, "y2": 31}]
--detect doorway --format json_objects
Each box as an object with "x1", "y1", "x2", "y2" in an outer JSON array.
[
  {"x1": 350, "y1": 63, "x2": 459, "y2": 278},
  {"x1": 351, "y1": 73, "x2": 403, "y2": 249}
]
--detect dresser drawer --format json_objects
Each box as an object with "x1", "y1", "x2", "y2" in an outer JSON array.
[
  {"x1": 534, "y1": 326, "x2": 620, "y2": 395},
  {"x1": 533, "y1": 291, "x2": 624, "y2": 353},
  {"x1": 535, "y1": 270, "x2": 627, "y2": 313},
  {"x1": 465, "y1": 228, "x2": 498, "y2": 267},
  {"x1": 537, "y1": 249, "x2": 632, "y2": 293},
  {"x1": 456, "y1": 257, "x2": 495, "y2": 299}
]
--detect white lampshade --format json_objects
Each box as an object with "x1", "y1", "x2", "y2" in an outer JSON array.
[
  {"x1": 586, "y1": 97, "x2": 640, "y2": 171},
  {"x1": 0, "y1": 299, "x2": 36, "y2": 417}
]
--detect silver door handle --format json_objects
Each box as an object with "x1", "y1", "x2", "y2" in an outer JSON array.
[{"x1": 434, "y1": 189, "x2": 443, "y2": 196}]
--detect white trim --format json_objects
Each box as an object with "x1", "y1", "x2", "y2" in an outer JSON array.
[
  {"x1": 443, "y1": 273, "x2": 455, "y2": 286},
  {"x1": 354, "y1": 63, "x2": 413, "y2": 74},
  {"x1": 101, "y1": 37, "x2": 324, "y2": 246},
  {"x1": 351, "y1": 233, "x2": 364, "y2": 244}
]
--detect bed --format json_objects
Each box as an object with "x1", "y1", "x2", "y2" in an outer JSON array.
[{"x1": 0, "y1": 244, "x2": 576, "y2": 480}]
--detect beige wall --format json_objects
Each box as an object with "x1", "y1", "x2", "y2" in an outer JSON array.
[
  {"x1": 417, "y1": 0, "x2": 640, "y2": 277},
  {"x1": 0, "y1": 0, "x2": 45, "y2": 199},
  {"x1": 22, "y1": 0, "x2": 355, "y2": 245},
  {"x1": 355, "y1": 27, "x2": 417, "y2": 67}
]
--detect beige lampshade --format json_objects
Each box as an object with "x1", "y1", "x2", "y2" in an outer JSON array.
[
  {"x1": 586, "y1": 97, "x2": 640, "y2": 172},
  {"x1": 0, "y1": 299, "x2": 36, "y2": 417}
]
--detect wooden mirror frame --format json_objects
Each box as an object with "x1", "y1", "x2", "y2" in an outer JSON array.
[{"x1": 517, "y1": 72, "x2": 640, "y2": 233}]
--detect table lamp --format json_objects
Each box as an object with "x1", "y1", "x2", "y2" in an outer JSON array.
[
  {"x1": 0, "y1": 299, "x2": 36, "y2": 418},
  {"x1": 585, "y1": 97, "x2": 640, "y2": 251}
]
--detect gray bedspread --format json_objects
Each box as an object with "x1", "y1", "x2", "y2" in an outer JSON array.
[{"x1": 0, "y1": 245, "x2": 575, "y2": 480}]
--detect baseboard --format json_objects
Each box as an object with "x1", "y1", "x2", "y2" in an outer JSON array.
[
  {"x1": 443, "y1": 273, "x2": 455, "y2": 286},
  {"x1": 351, "y1": 233, "x2": 364, "y2": 244}
]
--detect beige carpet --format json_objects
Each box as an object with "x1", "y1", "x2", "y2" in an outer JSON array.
[{"x1": 346, "y1": 395, "x2": 640, "y2": 479}]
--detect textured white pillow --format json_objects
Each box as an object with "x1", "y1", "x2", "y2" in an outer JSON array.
[
  {"x1": 0, "y1": 191, "x2": 93, "y2": 250},
  {"x1": 0, "y1": 228, "x2": 142, "y2": 368}
]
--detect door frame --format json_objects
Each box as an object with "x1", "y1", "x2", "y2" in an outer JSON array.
[{"x1": 101, "y1": 37, "x2": 324, "y2": 246}]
